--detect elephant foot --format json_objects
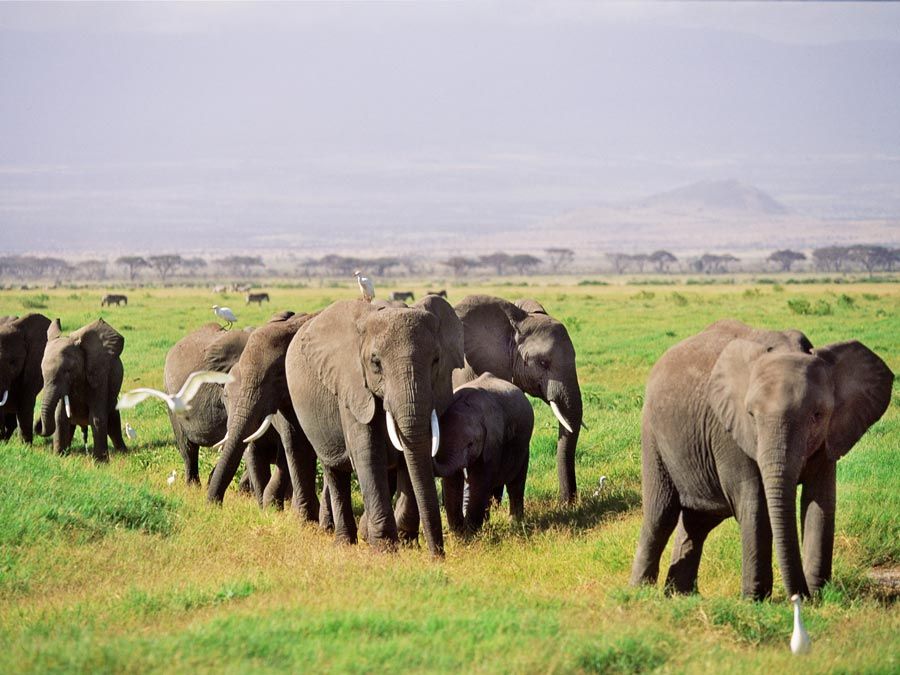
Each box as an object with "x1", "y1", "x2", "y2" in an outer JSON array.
[
  {"x1": 369, "y1": 537, "x2": 399, "y2": 554},
  {"x1": 398, "y1": 531, "x2": 420, "y2": 549},
  {"x1": 332, "y1": 533, "x2": 357, "y2": 547}
]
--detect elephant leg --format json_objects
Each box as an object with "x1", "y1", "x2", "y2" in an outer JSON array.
[
  {"x1": 664, "y1": 509, "x2": 724, "y2": 595},
  {"x1": 107, "y1": 409, "x2": 127, "y2": 452},
  {"x1": 17, "y1": 401, "x2": 34, "y2": 444},
  {"x1": 0, "y1": 413, "x2": 16, "y2": 441},
  {"x1": 90, "y1": 412, "x2": 110, "y2": 462},
  {"x1": 280, "y1": 421, "x2": 319, "y2": 523},
  {"x1": 237, "y1": 471, "x2": 254, "y2": 496},
  {"x1": 464, "y1": 475, "x2": 491, "y2": 533},
  {"x1": 244, "y1": 445, "x2": 271, "y2": 507},
  {"x1": 319, "y1": 484, "x2": 334, "y2": 532},
  {"x1": 800, "y1": 454, "x2": 837, "y2": 595},
  {"x1": 506, "y1": 452, "x2": 529, "y2": 522},
  {"x1": 323, "y1": 466, "x2": 357, "y2": 545},
  {"x1": 394, "y1": 455, "x2": 420, "y2": 546},
  {"x1": 262, "y1": 449, "x2": 290, "y2": 510},
  {"x1": 169, "y1": 414, "x2": 200, "y2": 485},
  {"x1": 735, "y1": 491, "x2": 774, "y2": 600},
  {"x1": 630, "y1": 439, "x2": 680, "y2": 588},
  {"x1": 53, "y1": 403, "x2": 71, "y2": 455},
  {"x1": 442, "y1": 470, "x2": 466, "y2": 536}
]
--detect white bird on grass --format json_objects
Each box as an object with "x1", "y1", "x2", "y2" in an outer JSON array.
[
  {"x1": 790, "y1": 594, "x2": 811, "y2": 655},
  {"x1": 592, "y1": 475, "x2": 608, "y2": 498},
  {"x1": 167, "y1": 470, "x2": 177, "y2": 486},
  {"x1": 354, "y1": 270, "x2": 375, "y2": 302},
  {"x1": 125, "y1": 422, "x2": 137, "y2": 440},
  {"x1": 116, "y1": 370, "x2": 234, "y2": 415},
  {"x1": 212, "y1": 305, "x2": 237, "y2": 329}
]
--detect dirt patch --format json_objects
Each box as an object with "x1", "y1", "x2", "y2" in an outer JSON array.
[{"x1": 868, "y1": 567, "x2": 900, "y2": 602}]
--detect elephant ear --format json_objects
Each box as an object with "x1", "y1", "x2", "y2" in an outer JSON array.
[
  {"x1": 268, "y1": 310, "x2": 296, "y2": 323},
  {"x1": 415, "y1": 295, "x2": 464, "y2": 370},
  {"x1": 47, "y1": 318, "x2": 63, "y2": 341},
  {"x1": 204, "y1": 330, "x2": 250, "y2": 372},
  {"x1": 709, "y1": 339, "x2": 768, "y2": 455},
  {"x1": 75, "y1": 319, "x2": 124, "y2": 390},
  {"x1": 815, "y1": 341, "x2": 894, "y2": 461},
  {"x1": 299, "y1": 301, "x2": 375, "y2": 425},
  {"x1": 514, "y1": 298, "x2": 548, "y2": 315},
  {"x1": 17, "y1": 313, "x2": 51, "y2": 362}
]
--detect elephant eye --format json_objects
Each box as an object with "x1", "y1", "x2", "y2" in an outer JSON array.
[
  {"x1": 370, "y1": 355, "x2": 382, "y2": 373},
  {"x1": 812, "y1": 411, "x2": 823, "y2": 423},
  {"x1": 747, "y1": 409, "x2": 755, "y2": 418},
  {"x1": 539, "y1": 358, "x2": 550, "y2": 369}
]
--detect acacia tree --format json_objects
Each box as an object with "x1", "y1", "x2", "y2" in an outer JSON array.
[
  {"x1": 606, "y1": 253, "x2": 632, "y2": 274},
  {"x1": 649, "y1": 250, "x2": 677, "y2": 272},
  {"x1": 181, "y1": 257, "x2": 208, "y2": 276},
  {"x1": 148, "y1": 254, "x2": 184, "y2": 282},
  {"x1": 480, "y1": 252, "x2": 512, "y2": 276},
  {"x1": 768, "y1": 249, "x2": 806, "y2": 272},
  {"x1": 510, "y1": 254, "x2": 542, "y2": 275},
  {"x1": 848, "y1": 245, "x2": 895, "y2": 277},
  {"x1": 215, "y1": 255, "x2": 265, "y2": 277},
  {"x1": 544, "y1": 248, "x2": 575, "y2": 273},
  {"x1": 442, "y1": 256, "x2": 478, "y2": 276},
  {"x1": 812, "y1": 246, "x2": 848, "y2": 272},
  {"x1": 116, "y1": 256, "x2": 149, "y2": 281}
]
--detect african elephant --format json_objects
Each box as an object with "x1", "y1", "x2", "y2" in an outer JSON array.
[
  {"x1": 630, "y1": 319, "x2": 894, "y2": 599},
  {"x1": 163, "y1": 322, "x2": 255, "y2": 484},
  {"x1": 434, "y1": 373, "x2": 534, "y2": 535},
  {"x1": 0, "y1": 313, "x2": 51, "y2": 443},
  {"x1": 207, "y1": 312, "x2": 320, "y2": 522},
  {"x1": 453, "y1": 295, "x2": 583, "y2": 503},
  {"x1": 39, "y1": 318, "x2": 128, "y2": 460},
  {"x1": 285, "y1": 296, "x2": 464, "y2": 557}
]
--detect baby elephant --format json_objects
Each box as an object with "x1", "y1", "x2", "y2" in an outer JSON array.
[{"x1": 434, "y1": 373, "x2": 534, "y2": 535}]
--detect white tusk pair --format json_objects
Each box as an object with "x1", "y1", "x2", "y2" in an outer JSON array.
[
  {"x1": 243, "y1": 414, "x2": 274, "y2": 443},
  {"x1": 549, "y1": 401, "x2": 574, "y2": 434},
  {"x1": 0, "y1": 390, "x2": 7, "y2": 407},
  {"x1": 384, "y1": 409, "x2": 440, "y2": 458},
  {"x1": 64, "y1": 395, "x2": 72, "y2": 420}
]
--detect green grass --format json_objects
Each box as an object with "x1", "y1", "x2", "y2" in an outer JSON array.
[{"x1": 0, "y1": 280, "x2": 898, "y2": 673}]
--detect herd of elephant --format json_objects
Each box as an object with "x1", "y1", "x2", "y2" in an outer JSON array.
[{"x1": 0, "y1": 296, "x2": 893, "y2": 601}]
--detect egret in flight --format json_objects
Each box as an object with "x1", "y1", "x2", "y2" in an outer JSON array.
[
  {"x1": 212, "y1": 305, "x2": 237, "y2": 329},
  {"x1": 354, "y1": 270, "x2": 375, "y2": 302},
  {"x1": 117, "y1": 370, "x2": 234, "y2": 415}
]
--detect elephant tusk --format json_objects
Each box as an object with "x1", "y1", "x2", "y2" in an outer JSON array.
[
  {"x1": 431, "y1": 409, "x2": 440, "y2": 457},
  {"x1": 211, "y1": 433, "x2": 228, "y2": 450},
  {"x1": 549, "y1": 400, "x2": 574, "y2": 434},
  {"x1": 385, "y1": 410, "x2": 404, "y2": 452},
  {"x1": 242, "y1": 414, "x2": 274, "y2": 443},
  {"x1": 64, "y1": 395, "x2": 72, "y2": 420},
  {"x1": 0, "y1": 390, "x2": 7, "y2": 407}
]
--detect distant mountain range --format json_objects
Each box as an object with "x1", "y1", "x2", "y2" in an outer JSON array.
[{"x1": 635, "y1": 179, "x2": 789, "y2": 216}]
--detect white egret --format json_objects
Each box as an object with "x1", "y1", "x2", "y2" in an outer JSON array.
[
  {"x1": 354, "y1": 270, "x2": 375, "y2": 302},
  {"x1": 212, "y1": 305, "x2": 237, "y2": 329},
  {"x1": 592, "y1": 475, "x2": 608, "y2": 497},
  {"x1": 167, "y1": 469, "x2": 177, "y2": 486},
  {"x1": 116, "y1": 370, "x2": 234, "y2": 415},
  {"x1": 125, "y1": 422, "x2": 137, "y2": 440},
  {"x1": 790, "y1": 594, "x2": 811, "y2": 655}
]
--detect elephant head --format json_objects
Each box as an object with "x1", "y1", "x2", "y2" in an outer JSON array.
[
  {"x1": 0, "y1": 314, "x2": 51, "y2": 408},
  {"x1": 455, "y1": 295, "x2": 582, "y2": 503},
  {"x1": 709, "y1": 337, "x2": 893, "y2": 596},
  {"x1": 298, "y1": 296, "x2": 464, "y2": 556},
  {"x1": 207, "y1": 311, "x2": 314, "y2": 510},
  {"x1": 39, "y1": 318, "x2": 124, "y2": 438},
  {"x1": 433, "y1": 387, "x2": 504, "y2": 479}
]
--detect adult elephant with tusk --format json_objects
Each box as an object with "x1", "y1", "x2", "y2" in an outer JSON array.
[
  {"x1": 453, "y1": 295, "x2": 583, "y2": 503},
  {"x1": 285, "y1": 296, "x2": 464, "y2": 557},
  {"x1": 630, "y1": 319, "x2": 894, "y2": 599},
  {"x1": 39, "y1": 318, "x2": 128, "y2": 460},
  {"x1": 207, "y1": 311, "x2": 320, "y2": 522},
  {"x1": 0, "y1": 313, "x2": 51, "y2": 443}
]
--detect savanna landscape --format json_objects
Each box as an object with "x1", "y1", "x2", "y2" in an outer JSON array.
[{"x1": 1, "y1": 278, "x2": 897, "y2": 673}]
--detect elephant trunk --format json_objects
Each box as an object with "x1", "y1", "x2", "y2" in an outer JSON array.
[
  {"x1": 546, "y1": 378, "x2": 583, "y2": 504},
  {"x1": 394, "y1": 403, "x2": 444, "y2": 558},
  {"x1": 39, "y1": 386, "x2": 62, "y2": 437},
  {"x1": 762, "y1": 461, "x2": 810, "y2": 598},
  {"x1": 207, "y1": 406, "x2": 254, "y2": 503}
]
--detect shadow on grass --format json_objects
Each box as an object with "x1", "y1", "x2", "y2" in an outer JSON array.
[{"x1": 516, "y1": 488, "x2": 641, "y2": 535}]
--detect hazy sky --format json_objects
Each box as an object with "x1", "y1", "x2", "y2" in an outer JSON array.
[{"x1": 1, "y1": 2, "x2": 899, "y2": 253}]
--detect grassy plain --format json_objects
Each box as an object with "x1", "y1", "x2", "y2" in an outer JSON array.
[{"x1": 0, "y1": 278, "x2": 897, "y2": 673}]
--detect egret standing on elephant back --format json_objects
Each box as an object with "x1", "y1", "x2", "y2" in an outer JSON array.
[{"x1": 354, "y1": 270, "x2": 375, "y2": 302}]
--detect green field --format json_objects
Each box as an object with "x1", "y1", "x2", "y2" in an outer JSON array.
[{"x1": 1, "y1": 280, "x2": 897, "y2": 673}]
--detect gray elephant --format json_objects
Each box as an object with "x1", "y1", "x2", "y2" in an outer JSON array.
[
  {"x1": 39, "y1": 318, "x2": 128, "y2": 460},
  {"x1": 0, "y1": 313, "x2": 51, "y2": 443},
  {"x1": 285, "y1": 296, "x2": 464, "y2": 557},
  {"x1": 164, "y1": 322, "x2": 252, "y2": 484},
  {"x1": 453, "y1": 295, "x2": 582, "y2": 503},
  {"x1": 434, "y1": 373, "x2": 534, "y2": 535},
  {"x1": 208, "y1": 312, "x2": 320, "y2": 522},
  {"x1": 631, "y1": 319, "x2": 894, "y2": 599}
]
